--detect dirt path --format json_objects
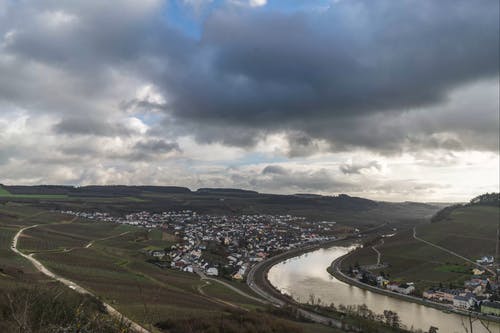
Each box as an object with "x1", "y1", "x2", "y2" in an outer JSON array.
[
  {"x1": 372, "y1": 239, "x2": 384, "y2": 266},
  {"x1": 413, "y1": 227, "x2": 495, "y2": 274},
  {"x1": 85, "y1": 231, "x2": 130, "y2": 248},
  {"x1": 11, "y1": 225, "x2": 151, "y2": 333}
]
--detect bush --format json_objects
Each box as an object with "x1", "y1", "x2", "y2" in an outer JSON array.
[
  {"x1": 155, "y1": 309, "x2": 304, "y2": 333},
  {"x1": 0, "y1": 285, "x2": 132, "y2": 333}
]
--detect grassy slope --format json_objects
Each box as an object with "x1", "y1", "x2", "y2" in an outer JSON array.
[
  {"x1": 0, "y1": 185, "x2": 68, "y2": 199},
  {"x1": 418, "y1": 205, "x2": 499, "y2": 259},
  {"x1": 343, "y1": 204, "x2": 499, "y2": 292},
  {"x1": 12, "y1": 186, "x2": 441, "y2": 230},
  {"x1": 0, "y1": 205, "x2": 340, "y2": 332}
]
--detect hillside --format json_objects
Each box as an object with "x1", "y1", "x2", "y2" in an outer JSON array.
[
  {"x1": 0, "y1": 185, "x2": 440, "y2": 230},
  {"x1": 0, "y1": 202, "x2": 345, "y2": 333},
  {"x1": 342, "y1": 194, "x2": 500, "y2": 292}
]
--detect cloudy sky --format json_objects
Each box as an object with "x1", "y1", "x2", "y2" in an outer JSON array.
[{"x1": 0, "y1": 0, "x2": 498, "y2": 202}]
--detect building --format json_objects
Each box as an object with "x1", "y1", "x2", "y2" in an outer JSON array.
[
  {"x1": 481, "y1": 301, "x2": 500, "y2": 316},
  {"x1": 477, "y1": 256, "x2": 494, "y2": 265},
  {"x1": 453, "y1": 294, "x2": 476, "y2": 309},
  {"x1": 150, "y1": 250, "x2": 165, "y2": 258},
  {"x1": 387, "y1": 283, "x2": 415, "y2": 295},
  {"x1": 376, "y1": 276, "x2": 389, "y2": 287},
  {"x1": 206, "y1": 267, "x2": 219, "y2": 276}
]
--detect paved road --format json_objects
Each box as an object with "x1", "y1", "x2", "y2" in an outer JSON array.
[
  {"x1": 245, "y1": 243, "x2": 348, "y2": 329},
  {"x1": 413, "y1": 227, "x2": 495, "y2": 274},
  {"x1": 11, "y1": 225, "x2": 151, "y2": 333},
  {"x1": 194, "y1": 266, "x2": 266, "y2": 305},
  {"x1": 205, "y1": 277, "x2": 267, "y2": 304}
]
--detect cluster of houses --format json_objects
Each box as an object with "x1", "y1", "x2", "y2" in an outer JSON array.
[
  {"x1": 163, "y1": 212, "x2": 336, "y2": 279},
  {"x1": 423, "y1": 274, "x2": 500, "y2": 316},
  {"x1": 477, "y1": 256, "x2": 495, "y2": 265},
  {"x1": 62, "y1": 209, "x2": 336, "y2": 280},
  {"x1": 349, "y1": 268, "x2": 416, "y2": 295},
  {"x1": 349, "y1": 266, "x2": 500, "y2": 317}
]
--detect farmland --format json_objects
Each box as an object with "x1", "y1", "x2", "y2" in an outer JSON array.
[
  {"x1": 342, "y1": 203, "x2": 500, "y2": 292},
  {"x1": 1, "y1": 185, "x2": 440, "y2": 230},
  {"x1": 1, "y1": 201, "x2": 345, "y2": 333},
  {"x1": 0, "y1": 185, "x2": 69, "y2": 199},
  {"x1": 417, "y1": 205, "x2": 499, "y2": 260}
]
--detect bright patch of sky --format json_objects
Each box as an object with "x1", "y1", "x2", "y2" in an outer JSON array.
[{"x1": 163, "y1": 0, "x2": 334, "y2": 39}]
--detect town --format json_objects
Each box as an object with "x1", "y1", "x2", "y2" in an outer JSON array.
[
  {"x1": 346, "y1": 258, "x2": 500, "y2": 317},
  {"x1": 62, "y1": 210, "x2": 337, "y2": 280}
]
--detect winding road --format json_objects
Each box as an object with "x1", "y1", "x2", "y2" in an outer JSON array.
[
  {"x1": 245, "y1": 242, "x2": 350, "y2": 329},
  {"x1": 372, "y1": 239, "x2": 384, "y2": 266},
  {"x1": 11, "y1": 224, "x2": 151, "y2": 333}
]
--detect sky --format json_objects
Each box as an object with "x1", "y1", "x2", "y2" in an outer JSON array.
[{"x1": 0, "y1": 0, "x2": 498, "y2": 202}]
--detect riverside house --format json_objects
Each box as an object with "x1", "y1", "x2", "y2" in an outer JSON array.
[{"x1": 481, "y1": 301, "x2": 500, "y2": 316}]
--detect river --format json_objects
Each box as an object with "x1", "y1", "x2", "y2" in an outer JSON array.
[{"x1": 267, "y1": 245, "x2": 500, "y2": 333}]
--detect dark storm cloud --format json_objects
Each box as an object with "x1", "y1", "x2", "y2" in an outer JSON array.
[
  {"x1": 340, "y1": 161, "x2": 381, "y2": 175},
  {"x1": 286, "y1": 132, "x2": 321, "y2": 157},
  {"x1": 0, "y1": 0, "x2": 498, "y2": 157},
  {"x1": 134, "y1": 139, "x2": 181, "y2": 154},
  {"x1": 158, "y1": 0, "x2": 498, "y2": 151},
  {"x1": 262, "y1": 165, "x2": 287, "y2": 175},
  {"x1": 259, "y1": 166, "x2": 354, "y2": 192},
  {"x1": 53, "y1": 116, "x2": 136, "y2": 137},
  {"x1": 120, "y1": 139, "x2": 181, "y2": 161}
]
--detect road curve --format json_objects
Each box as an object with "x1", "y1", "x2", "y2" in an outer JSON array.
[
  {"x1": 11, "y1": 225, "x2": 152, "y2": 333},
  {"x1": 203, "y1": 277, "x2": 267, "y2": 304},
  {"x1": 372, "y1": 238, "x2": 384, "y2": 266},
  {"x1": 245, "y1": 240, "x2": 350, "y2": 329}
]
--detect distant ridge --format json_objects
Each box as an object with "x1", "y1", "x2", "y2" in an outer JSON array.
[
  {"x1": 1, "y1": 185, "x2": 192, "y2": 197},
  {"x1": 196, "y1": 188, "x2": 259, "y2": 195},
  {"x1": 293, "y1": 193, "x2": 324, "y2": 198}
]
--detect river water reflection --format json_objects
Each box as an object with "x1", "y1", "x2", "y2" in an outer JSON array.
[{"x1": 267, "y1": 246, "x2": 500, "y2": 333}]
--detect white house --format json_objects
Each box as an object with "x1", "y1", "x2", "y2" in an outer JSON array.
[
  {"x1": 183, "y1": 265, "x2": 194, "y2": 273},
  {"x1": 453, "y1": 294, "x2": 476, "y2": 309},
  {"x1": 206, "y1": 267, "x2": 219, "y2": 276},
  {"x1": 387, "y1": 283, "x2": 415, "y2": 295},
  {"x1": 477, "y1": 256, "x2": 494, "y2": 265}
]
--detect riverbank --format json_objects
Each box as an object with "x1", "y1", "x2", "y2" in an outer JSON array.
[
  {"x1": 328, "y1": 249, "x2": 500, "y2": 324},
  {"x1": 246, "y1": 237, "x2": 357, "y2": 329},
  {"x1": 247, "y1": 238, "x2": 422, "y2": 332}
]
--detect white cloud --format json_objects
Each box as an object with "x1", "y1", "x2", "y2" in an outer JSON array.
[
  {"x1": 0, "y1": 0, "x2": 497, "y2": 203},
  {"x1": 249, "y1": 0, "x2": 267, "y2": 7},
  {"x1": 39, "y1": 10, "x2": 78, "y2": 28}
]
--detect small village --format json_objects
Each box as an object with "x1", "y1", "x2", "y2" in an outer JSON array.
[
  {"x1": 347, "y1": 255, "x2": 500, "y2": 317},
  {"x1": 62, "y1": 210, "x2": 337, "y2": 280}
]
